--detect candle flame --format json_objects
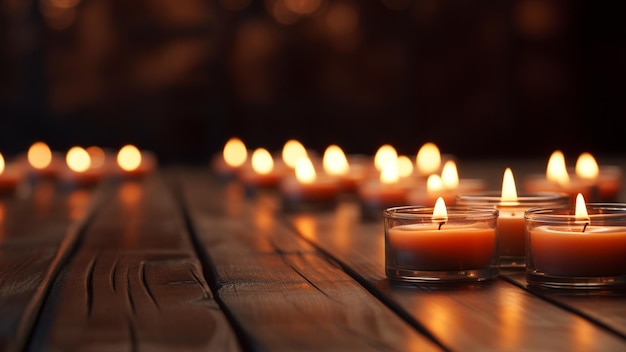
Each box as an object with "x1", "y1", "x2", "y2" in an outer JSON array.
[
  {"x1": 67, "y1": 146, "x2": 91, "y2": 173},
  {"x1": 546, "y1": 150, "x2": 570, "y2": 185},
  {"x1": 323, "y1": 145, "x2": 349, "y2": 175},
  {"x1": 295, "y1": 156, "x2": 316, "y2": 184},
  {"x1": 397, "y1": 155, "x2": 414, "y2": 177},
  {"x1": 86, "y1": 146, "x2": 105, "y2": 168},
  {"x1": 223, "y1": 137, "x2": 247, "y2": 168},
  {"x1": 575, "y1": 152, "x2": 599, "y2": 180},
  {"x1": 117, "y1": 145, "x2": 142, "y2": 172},
  {"x1": 432, "y1": 196, "x2": 448, "y2": 224},
  {"x1": 28, "y1": 141, "x2": 53, "y2": 169},
  {"x1": 0, "y1": 153, "x2": 5, "y2": 175},
  {"x1": 282, "y1": 140, "x2": 307, "y2": 169},
  {"x1": 426, "y1": 174, "x2": 443, "y2": 194},
  {"x1": 380, "y1": 161, "x2": 399, "y2": 184},
  {"x1": 501, "y1": 168, "x2": 519, "y2": 205},
  {"x1": 575, "y1": 193, "x2": 590, "y2": 221},
  {"x1": 440, "y1": 160, "x2": 459, "y2": 189},
  {"x1": 251, "y1": 148, "x2": 274, "y2": 175},
  {"x1": 416, "y1": 142, "x2": 441, "y2": 175},
  {"x1": 374, "y1": 144, "x2": 397, "y2": 171}
]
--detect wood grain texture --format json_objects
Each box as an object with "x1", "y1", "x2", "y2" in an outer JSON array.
[
  {"x1": 179, "y1": 168, "x2": 444, "y2": 351},
  {"x1": 0, "y1": 180, "x2": 108, "y2": 352},
  {"x1": 27, "y1": 175, "x2": 239, "y2": 352},
  {"x1": 285, "y1": 201, "x2": 626, "y2": 351}
]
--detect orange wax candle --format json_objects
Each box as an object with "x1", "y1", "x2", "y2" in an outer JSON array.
[
  {"x1": 212, "y1": 137, "x2": 248, "y2": 179},
  {"x1": 387, "y1": 224, "x2": 496, "y2": 271},
  {"x1": 529, "y1": 225, "x2": 626, "y2": 277},
  {"x1": 384, "y1": 200, "x2": 499, "y2": 282},
  {"x1": 239, "y1": 148, "x2": 286, "y2": 188},
  {"x1": 25, "y1": 142, "x2": 63, "y2": 178},
  {"x1": 59, "y1": 146, "x2": 104, "y2": 187},
  {"x1": 280, "y1": 155, "x2": 340, "y2": 204},
  {"x1": 526, "y1": 196, "x2": 626, "y2": 289},
  {"x1": 114, "y1": 145, "x2": 156, "y2": 178}
]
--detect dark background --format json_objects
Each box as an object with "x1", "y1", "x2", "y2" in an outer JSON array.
[{"x1": 1, "y1": 0, "x2": 625, "y2": 164}]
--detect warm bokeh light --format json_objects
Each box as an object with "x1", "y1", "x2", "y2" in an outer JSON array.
[
  {"x1": 251, "y1": 148, "x2": 274, "y2": 175},
  {"x1": 223, "y1": 137, "x2": 248, "y2": 168},
  {"x1": 284, "y1": 0, "x2": 322, "y2": 15},
  {"x1": 416, "y1": 142, "x2": 441, "y2": 175},
  {"x1": 575, "y1": 193, "x2": 589, "y2": 222},
  {"x1": 86, "y1": 146, "x2": 105, "y2": 168},
  {"x1": 0, "y1": 153, "x2": 5, "y2": 175},
  {"x1": 380, "y1": 161, "x2": 399, "y2": 184},
  {"x1": 440, "y1": 160, "x2": 459, "y2": 189},
  {"x1": 323, "y1": 145, "x2": 349, "y2": 175},
  {"x1": 28, "y1": 142, "x2": 53, "y2": 170},
  {"x1": 575, "y1": 152, "x2": 599, "y2": 180},
  {"x1": 374, "y1": 144, "x2": 397, "y2": 171},
  {"x1": 432, "y1": 197, "x2": 448, "y2": 223},
  {"x1": 546, "y1": 150, "x2": 569, "y2": 185},
  {"x1": 426, "y1": 174, "x2": 443, "y2": 194},
  {"x1": 295, "y1": 156, "x2": 316, "y2": 184},
  {"x1": 66, "y1": 147, "x2": 91, "y2": 172},
  {"x1": 501, "y1": 168, "x2": 519, "y2": 205},
  {"x1": 117, "y1": 145, "x2": 142, "y2": 172},
  {"x1": 282, "y1": 140, "x2": 308, "y2": 168},
  {"x1": 397, "y1": 155, "x2": 414, "y2": 178}
]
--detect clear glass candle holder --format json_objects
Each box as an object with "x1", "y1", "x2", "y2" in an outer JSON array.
[
  {"x1": 384, "y1": 205, "x2": 499, "y2": 283},
  {"x1": 525, "y1": 203, "x2": 626, "y2": 289},
  {"x1": 457, "y1": 192, "x2": 569, "y2": 268}
]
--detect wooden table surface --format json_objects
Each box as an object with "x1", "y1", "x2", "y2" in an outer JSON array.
[{"x1": 1, "y1": 157, "x2": 626, "y2": 352}]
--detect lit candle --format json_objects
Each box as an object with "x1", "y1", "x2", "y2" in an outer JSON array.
[
  {"x1": 282, "y1": 139, "x2": 308, "y2": 170},
  {"x1": 526, "y1": 194, "x2": 626, "y2": 289},
  {"x1": 59, "y1": 146, "x2": 103, "y2": 186},
  {"x1": 115, "y1": 145, "x2": 156, "y2": 178},
  {"x1": 415, "y1": 142, "x2": 442, "y2": 177},
  {"x1": 280, "y1": 155, "x2": 341, "y2": 207},
  {"x1": 384, "y1": 198, "x2": 499, "y2": 282},
  {"x1": 407, "y1": 160, "x2": 486, "y2": 205},
  {"x1": 211, "y1": 137, "x2": 248, "y2": 179},
  {"x1": 0, "y1": 153, "x2": 24, "y2": 194},
  {"x1": 322, "y1": 144, "x2": 366, "y2": 192},
  {"x1": 575, "y1": 152, "x2": 622, "y2": 202},
  {"x1": 457, "y1": 168, "x2": 569, "y2": 267},
  {"x1": 239, "y1": 147, "x2": 285, "y2": 188},
  {"x1": 26, "y1": 141, "x2": 63, "y2": 178},
  {"x1": 523, "y1": 150, "x2": 594, "y2": 202}
]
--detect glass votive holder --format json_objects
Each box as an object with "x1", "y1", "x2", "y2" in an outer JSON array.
[
  {"x1": 384, "y1": 205, "x2": 499, "y2": 283},
  {"x1": 525, "y1": 203, "x2": 626, "y2": 289},
  {"x1": 456, "y1": 192, "x2": 570, "y2": 268}
]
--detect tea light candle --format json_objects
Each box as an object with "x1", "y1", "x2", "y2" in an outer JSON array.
[
  {"x1": 575, "y1": 152, "x2": 622, "y2": 202},
  {"x1": 211, "y1": 137, "x2": 248, "y2": 180},
  {"x1": 357, "y1": 160, "x2": 415, "y2": 219},
  {"x1": 280, "y1": 156, "x2": 340, "y2": 207},
  {"x1": 457, "y1": 168, "x2": 569, "y2": 267},
  {"x1": 523, "y1": 150, "x2": 593, "y2": 202},
  {"x1": 25, "y1": 141, "x2": 63, "y2": 178},
  {"x1": 0, "y1": 153, "x2": 24, "y2": 194},
  {"x1": 407, "y1": 160, "x2": 486, "y2": 205},
  {"x1": 526, "y1": 194, "x2": 626, "y2": 289},
  {"x1": 384, "y1": 198, "x2": 499, "y2": 282},
  {"x1": 114, "y1": 145, "x2": 156, "y2": 178},
  {"x1": 239, "y1": 148, "x2": 285, "y2": 188},
  {"x1": 59, "y1": 146, "x2": 104, "y2": 187},
  {"x1": 321, "y1": 145, "x2": 368, "y2": 192}
]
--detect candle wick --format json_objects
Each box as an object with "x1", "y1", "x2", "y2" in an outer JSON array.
[
  {"x1": 438, "y1": 222, "x2": 445, "y2": 230},
  {"x1": 582, "y1": 222, "x2": 588, "y2": 233}
]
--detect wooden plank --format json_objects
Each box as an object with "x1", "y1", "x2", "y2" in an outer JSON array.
[
  {"x1": 284, "y1": 201, "x2": 626, "y2": 351},
  {"x1": 0, "y1": 180, "x2": 109, "y2": 352},
  {"x1": 179, "y1": 168, "x2": 445, "y2": 351},
  {"x1": 503, "y1": 270, "x2": 626, "y2": 338},
  {"x1": 27, "y1": 175, "x2": 239, "y2": 351}
]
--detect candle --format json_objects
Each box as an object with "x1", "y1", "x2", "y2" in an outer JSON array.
[
  {"x1": 523, "y1": 150, "x2": 594, "y2": 202},
  {"x1": 59, "y1": 146, "x2": 104, "y2": 187},
  {"x1": 239, "y1": 148, "x2": 285, "y2": 188},
  {"x1": 0, "y1": 153, "x2": 24, "y2": 194},
  {"x1": 25, "y1": 141, "x2": 63, "y2": 178},
  {"x1": 322, "y1": 145, "x2": 365, "y2": 192},
  {"x1": 384, "y1": 198, "x2": 499, "y2": 283},
  {"x1": 280, "y1": 155, "x2": 340, "y2": 209},
  {"x1": 457, "y1": 168, "x2": 569, "y2": 268},
  {"x1": 525, "y1": 194, "x2": 626, "y2": 289},
  {"x1": 211, "y1": 137, "x2": 248, "y2": 180},
  {"x1": 575, "y1": 152, "x2": 623, "y2": 202},
  {"x1": 114, "y1": 145, "x2": 156, "y2": 178}
]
